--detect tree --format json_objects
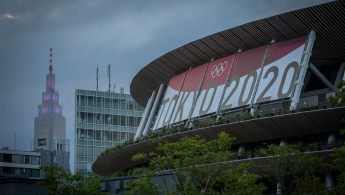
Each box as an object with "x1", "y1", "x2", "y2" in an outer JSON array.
[
  {"x1": 126, "y1": 132, "x2": 266, "y2": 194},
  {"x1": 125, "y1": 176, "x2": 162, "y2": 195},
  {"x1": 328, "y1": 80, "x2": 345, "y2": 104},
  {"x1": 261, "y1": 144, "x2": 327, "y2": 194},
  {"x1": 330, "y1": 130, "x2": 345, "y2": 194},
  {"x1": 37, "y1": 164, "x2": 107, "y2": 195}
]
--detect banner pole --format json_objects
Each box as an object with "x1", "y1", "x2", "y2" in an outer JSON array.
[{"x1": 290, "y1": 30, "x2": 316, "y2": 110}]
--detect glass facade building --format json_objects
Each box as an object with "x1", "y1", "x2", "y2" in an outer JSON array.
[{"x1": 75, "y1": 89, "x2": 144, "y2": 176}]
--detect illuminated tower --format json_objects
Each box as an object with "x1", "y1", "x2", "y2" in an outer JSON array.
[{"x1": 34, "y1": 48, "x2": 70, "y2": 170}]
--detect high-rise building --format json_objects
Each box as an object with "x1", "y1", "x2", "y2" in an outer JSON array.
[
  {"x1": 33, "y1": 48, "x2": 70, "y2": 170},
  {"x1": 75, "y1": 89, "x2": 144, "y2": 176}
]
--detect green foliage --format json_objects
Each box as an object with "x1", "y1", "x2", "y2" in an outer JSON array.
[
  {"x1": 216, "y1": 116, "x2": 223, "y2": 125},
  {"x1": 128, "y1": 132, "x2": 266, "y2": 194},
  {"x1": 37, "y1": 164, "x2": 107, "y2": 195},
  {"x1": 262, "y1": 144, "x2": 327, "y2": 194},
  {"x1": 221, "y1": 162, "x2": 266, "y2": 194},
  {"x1": 132, "y1": 152, "x2": 147, "y2": 161},
  {"x1": 330, "y1": 131, "x2": 345, "y2": 194},
  {"x1": 328, "y1": 80, "x2": 345, "y2": 104},
  {"x1": 192, "y1": 119, "x2": 201, "y2": 127},
  {"x1": 126, "y1": 176, "x2": 162, "y2": 195}
]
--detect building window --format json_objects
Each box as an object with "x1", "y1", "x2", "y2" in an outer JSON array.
[
  {"x1": 128, "y1": 116, "x2": 134, "y2": 127},
  {"x1": 121, "y1": 132, "x2": 127, "y2": 143},
  {"x1": 135, "y1": 117, "x2": 141, "y2": 127},
  {"x1": 96, "y1": 97, "x2": 103, "y2": 108},
  {"x1": 14, "y1": 155, "x2": 24, "y2": 164},
  {"x1": 87, "y1": 113, "x2": 94, "y2": 123},
  {"x1": 77, "y1": 128, "x2": 85, "y2": 139},
  {"x1": 31, "y1": 156, "x2": 40, "y2": 165},
  {"x1": 77, "y1": 146, "x2": 84, "y2": 157},
  {"x1": 95, "y1": 147, "x2": 102, "y2": 157},
  {"x1": 95, "y1": 113, "x2": 103, "y2": 124},
  {"x1": 113, "y1": 132, "x2": 119, "y2": 142},
  {"x1": 127, "y1": 101, "x2": 134, "y2": 111},
  {"x1": 25, "y1": 155, "x2": 30, "y2": 164},
  {"x1": 38, "y1": 138, "x2": 46, "y2": 146},
  {"x1": 120, "y1": 116, "x2": 126, "y2": 126},
  {"x1": 87, "y1": 96, "x2": 94, "y2": 107},
  {"x1": 104, "y1": 131, "x2": 111, "y2": 141},
  {"x1": 104, "y1": 98, "x2": 111, "y2": 108},
  {"x1": 78, "y1": 112, "x2": 86, "y2": 123},
  {"x1": 87, "y1": 130, "x2": 94, "y2": 140},
  {"x1": 112, "y1": 99, "x2": 119, "y2": 109},
  {"x1": 95, "y1": 130, "x2": 102, "y2": 141},
  {"x1": 105, "y1": 114, "x2": 111, "y2": 125},
  {"x1": 3, "y1": 154, "x2": 12, "y2": 163},
  {"x1": 87, "y1": 146, "x2": 93, "y2": 157},
  {"x1": 112, "y1": 115, "x2": 119, "y2": 125},
  {"x1": 120, "y1": 99, "x2": 126, "y2": 110},
  {"x1": 135, "y1": 103, "x2": 143, "y2": 111},
  {"x1": 31, "y1": 169, "x2": 40, "y2": 178},
  {"x1": 3, "y1": 167, "x2": 13, "y2": 174},
  {"x1": 78, "y1": 95, "x2": 86, "y2": 106}
]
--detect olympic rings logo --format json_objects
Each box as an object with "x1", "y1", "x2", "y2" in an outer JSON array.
[{"x1": 210, "y1": 61, "x2": 228, "y2": 78}]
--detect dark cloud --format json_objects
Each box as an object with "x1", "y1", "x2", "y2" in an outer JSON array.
[{"x1": 0, "y1": 0, "x2": 333, "y2": 172}]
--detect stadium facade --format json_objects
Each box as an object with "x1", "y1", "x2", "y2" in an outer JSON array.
[
  {"x1": 75, "y1": 90, "x2": 144, "y2": 176},
  {"x1": 93, "y1": 1, "x2": 345, "y2": 193}
]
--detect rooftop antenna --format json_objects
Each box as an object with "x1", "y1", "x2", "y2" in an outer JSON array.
[
  {"x1": 96, "y1": 65, "x2": 99, "y2": 91},
  {"x1": 107, "y1": 62, "x2": 111, "y2": 92},
  {"x1": 120, "y1": 87, "x2": 124, "y2": 94},
  {"x1": 49, "y1": 48, "x2": 53, "y2": 74},
  {"x1": 113, "y1": 83, "x2": 116, "y2": 92},
  {"x1": 14, "y1": 133, "x2": 16, "y2": 150}
]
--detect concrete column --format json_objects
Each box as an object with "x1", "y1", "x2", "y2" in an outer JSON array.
[
  {"x1": 326, "y1": 171, "x2": 334, "y2": 189},
  {"x1": 280, "y1": 138, "x2": 288, "y2": 146},
  {"x1": 238, "y1": 145, "x2": 246, "y2": 157},
  {"x1": 290, "y1": 30, "x2": 316, "y2": 110},
  {"x1": 134, "y1": 90, "x2": 157, "y2": 139},
  {"x1": 327, "y1": 133, "x2": 336, "y2": 145},
  {"x1": 277, "y1": 182, "x2": 281, "y2": 195},
  {"x1": 143, "y1": 83, "x2": 166, "y2": 136}
]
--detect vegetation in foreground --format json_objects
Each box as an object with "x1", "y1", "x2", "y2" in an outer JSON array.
[{"x1": 38, "y1": 164, "x2": 108, "y2": 195}]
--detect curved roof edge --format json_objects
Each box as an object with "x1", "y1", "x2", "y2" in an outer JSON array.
[
  {"x1": 130, "y1": 1, "x2": 345, "y2": 106},
  {"x1": 93, "y1": 106, "x2": 345, "y2": 176}
]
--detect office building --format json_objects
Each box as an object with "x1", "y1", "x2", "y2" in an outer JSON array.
[
  {"x1": 75, "y1": 89, "x2": 144, "y2": 176},
  {"x1": 34, "y1": 48, "x2": 70, "y2": 170},
  {"x1": 0, "y1": 148, "x2": 41, "y2": 179},
  {"x1": 0, "y1": 148, "x2": 47, "y2": 194}
]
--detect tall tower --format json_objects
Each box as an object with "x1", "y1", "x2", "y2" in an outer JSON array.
[{"x1": 34, "y1": 48, "x2": 70, "y2": 170}]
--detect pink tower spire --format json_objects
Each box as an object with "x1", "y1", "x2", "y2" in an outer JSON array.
[{"x1": 49, "y1": 48, "x2": 53, "y2": 74}]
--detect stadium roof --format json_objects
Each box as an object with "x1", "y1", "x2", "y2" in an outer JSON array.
[{"x1": 130, "y1": 0, "x2": 345, "y2": 107}]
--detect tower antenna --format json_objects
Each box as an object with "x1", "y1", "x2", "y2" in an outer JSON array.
[
  {"x1": 96, "y1": 65, "x2": 99, "y2": 91},
  {"x1": 108, "y1": 62, "x2": 111, "y2": 92},
  {"x1": 113, "y1": 82, "x2": 116, "y2": 92},
  {"x1": 49, "y1": 48, "x2": 53, "y2": 74}
]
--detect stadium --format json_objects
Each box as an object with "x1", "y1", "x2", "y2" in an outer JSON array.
[{"x1": 93, "y1": 1, "x2": 345, "y2": 193}]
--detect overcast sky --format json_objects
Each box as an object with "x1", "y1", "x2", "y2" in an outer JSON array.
[{"x1": 0, "y1": 0, "x2": 332, "y2": 172}]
